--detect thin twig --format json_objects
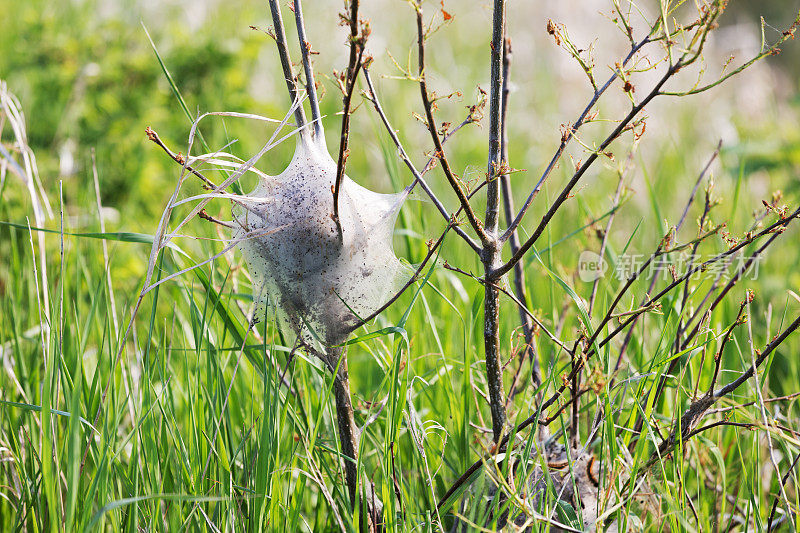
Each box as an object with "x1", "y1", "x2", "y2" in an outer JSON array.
[
  {"x1": 767, "y1": 451, "x2": 800, "y2": 533},
  {"x1": 671, "y1": 141, "x2": 722, "y2": 351},
  {"x1": 641, "y1": 311, "x2": 800, "y2": 471},
  {"x1": 346, "y1": 223, "x2": 452, "y2": 331},
  {"x1": 361, "y1": 68, "x2": 481, "y2": 254},
  {"x1": 581, "y1": 156, "x2": 629, "y2": 445},
  {"x1": 494, "y1": 58, "x2": 681, "y2": 279},
  {"x1": 332, "y1": 0, "x2": 365, "y2": 228},
  {"x1": 541, "y1": 206, "x2": 800, "y2": 417},
  {"x1": 680, "y1": 231, "x2": 777, "y2": 349},
  {"x1": 715, "y1": 314, "x2": 800, "y2": 400},
  {"x1": 414, "y1": 1, "x2": 489, "y2": 246},
  {"x1": 706, "y1": 391, "x2": 800, "y2": 416},
  {"x1": 500, "y1": 36, "x2": 651, "y2": 243},
  {"x1": 292, "y1": 0, "x2": 324, "y2": 143},
  {"x1": 198, "y1": 209, "x2": 235, "y2": 229},
  {"x1": 268, "y1": 0, "x2": 307, "y2": 129},
  {"x1": 346, "y1": 177, "x2": 491, "y2": 333},
  {"x1": 146, "y1": 127, "x2": 219, "y2": 190},
  {"x1": 613, "y1": 145, "x2": 717, "y2": 378},
  {"x1": 499, "y1": 2, "x2": 771, "y2": 264},
  {"x1": 746, "y1": 297, "x2": 793, "y2": 528},
  {"x1": 441, "y1": 262, "x2": 572, "y2": 355},
  {"x1": 498, "y1": 37, "x2": 541, "y2": 394},
  {"x1": 639, "y1": 225, "x2": 789, "y2": 435},
  {"x1": 707, "y1": 300, "x2": 747, "y2": 394},
  {"x1": 588, "y1": 161, "x2": 629, "y2": 315}
]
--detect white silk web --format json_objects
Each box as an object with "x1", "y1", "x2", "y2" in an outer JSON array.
[
  {"x1": 145, "y1": 102, "x2": 407, "y2": 347},
  {"x1": 233, "y1": 138, "x2": 407, "y2": 345}
]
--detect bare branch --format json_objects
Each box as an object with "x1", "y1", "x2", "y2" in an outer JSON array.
[
  {"x1": 346, "y1": 222, "x2": 452, "y2": 332},
  {"x1": 500, "y1": 36, "x2": 651, "y2": 244},
  {"x1": 292, "y1": 0, "x2": 324, "y2": 142},
  {"x1": 493, "y1": 58, "x2": 678, "y2": 279},
  {"x1": 642, "y1": 311, "x2": 800, "y2": 471},
  {"x1": 485, "y1": 0, "x2": 506, "y2": 236},
  {"x1": 415, "y1": 1, "x2": 490, "y2": 246},
  {"x1": 588, "y1": 158, "x2": 629, "y2": 315},
  {"x1": 661, "y1": 13, "x2": 799, "y2": 97},
  {"x1": 542, "y1": 206, "x2": 800, "y2": 416},
  {"x1": 714, "y1": 313, "x2": 800, "y2": 399},
  {"x1": 481, "y1": 0, "x2": 508, "y2": 444},
  {"x1": 768, "y1": 451, "x2": 800, "y2": 533},
  {"x1": 437, "y1": 215, "x2": 800, "y2": 510},
  {"x1": 145, "y1": 126, "x2": 219, "y2": 190},
  {"x1": 708, "y1": 299, "x2": 747, "y2": 394},
  {"x1": 613, "y1": 145, "x2": 719, "y2": 376},
  {"x1": 333, "y1": 0, "x2": 367, "y2": 230},
  {"x1": 441, "y1": 261, "x2": 572, "y2": 355},
  {"x1": 268, "y1": 0, "x2": 307, "y2": 129},
  {"x1": 499, "y1": 36, "x2": 542, "y2": 394},
  {"x1": 362, "y1": 68, "x2": 481, "y2": 254}
]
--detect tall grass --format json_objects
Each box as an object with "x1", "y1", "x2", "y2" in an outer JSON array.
[{"x1": 1, "y1": 0, "x2": 800, "y2": 531}]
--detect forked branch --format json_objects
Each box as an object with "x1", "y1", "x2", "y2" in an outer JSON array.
[
  {"x1": 414, "y1": 1, "x2": 489, "y2": 246},
  {"x1": 268, "y1": 0, "x2": 307, "y2": 129},
  {"x1": 362, "y1": 68, "x2": 482, "y2": 254},
  {"x1": 644, "y1": 311, "x2": 800, "y2": 471}
]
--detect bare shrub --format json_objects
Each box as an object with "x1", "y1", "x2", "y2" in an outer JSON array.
[{"x1": 136, "y1": 0, "x2": 800, "y2": 529}]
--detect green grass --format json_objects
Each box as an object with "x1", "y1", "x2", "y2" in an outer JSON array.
[{"x1": 2, "y1": 0, "x2": 800, "y2": 531}]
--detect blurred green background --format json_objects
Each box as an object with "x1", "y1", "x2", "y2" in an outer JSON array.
[
  {"x1": 1, "y1": 0, "x2": 797, "y2": 215},
  {"x1": 2, "y1": 0, "x2": 800, "y2": 530},
  {"x1": 2, "y1": 0, "x2": 798, "y2": 309}
]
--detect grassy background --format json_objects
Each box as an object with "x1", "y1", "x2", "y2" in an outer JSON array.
[{"x1": 2, "y1": 0, "x2": 800, "y2": 530}]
